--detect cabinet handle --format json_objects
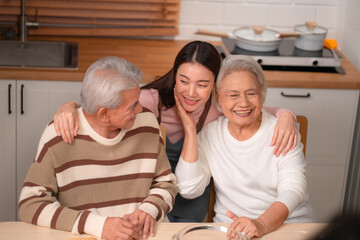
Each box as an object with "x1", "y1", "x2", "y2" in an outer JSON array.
[
  {"x1": 21, "y1": 84, "x2": 24, "y2": 114},
  {"x1": 8, "y1": 84, "x2": 12, "y2": 114},
  {"x1": 280, "y1": 92, "x2": 311, "y2": 98}
]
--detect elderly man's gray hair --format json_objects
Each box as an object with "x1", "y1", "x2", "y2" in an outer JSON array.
[
  {"x1": 80, "y1": 56, "x2": 142, "y2": 114},
  {"x1": 216, "y1": 55, "x2": 267, "y2": 103}
]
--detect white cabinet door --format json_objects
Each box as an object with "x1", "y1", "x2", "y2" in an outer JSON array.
[
  {"x1": 265, "y1": 88, "x2": 359, "y2": 222},
  {"x1": 0, "y1": 81, "x2": 16, "y2": 221},
  {"x1": 16, "y1": 80, "x2": 82, "y2": 209},
  {"x1": 307, "y1": 165, "x2": 347, "y2": 221}
]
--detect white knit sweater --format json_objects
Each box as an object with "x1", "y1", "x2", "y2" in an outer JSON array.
[{"x1": 176, "y1": 110, "x2": 315, "y2": 223}]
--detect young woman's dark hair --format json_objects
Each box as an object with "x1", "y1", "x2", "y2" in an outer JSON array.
[{"x1": 141, "y1": 41, "x2": 222, "y2": 108}]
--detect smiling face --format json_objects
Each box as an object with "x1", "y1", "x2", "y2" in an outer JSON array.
[
  {"x1": 107, "y1": 86, "x2": 143, "y2": 130},
  {"x1": 174, "y1": 62, "x2": 215, "y2": 112},
  {"x1": 217, "y1": 70, "x2": 263, "y2": 135}
]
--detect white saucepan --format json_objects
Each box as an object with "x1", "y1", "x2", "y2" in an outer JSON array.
[
  {"x1": 196, "y1": 26, "x2": 282, "y2": 52},
  {"x1": 293, "y1": 22, "x2": 328, "y2": 51}
]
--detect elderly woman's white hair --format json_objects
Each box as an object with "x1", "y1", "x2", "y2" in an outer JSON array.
[
  {"x1": 80, "y1": 56, "x2": 142, "y2": 114},
  {"x1": 216, "y1": 55, "x2": 267, "y2": 103}
]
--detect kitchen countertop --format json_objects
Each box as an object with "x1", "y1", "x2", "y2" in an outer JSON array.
[
  {"x1": 1, "y1": 36, "x2": 360, "y2": 89},
  {"x1": 0, "y1": 221, "x2": 327, "y2": 240}
]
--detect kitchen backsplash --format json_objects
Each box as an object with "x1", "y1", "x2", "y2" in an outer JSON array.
[
  {"x1": 176, "y1": 0, "x2": 340, "y2": 40},
  {"x1": 175, "y1": 0, "x2": 360, "y2": 72}
]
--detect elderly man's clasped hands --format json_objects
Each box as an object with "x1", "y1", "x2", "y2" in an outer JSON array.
[{"x1": 102, "y1": 210, "x2": 155, "y2": 240}]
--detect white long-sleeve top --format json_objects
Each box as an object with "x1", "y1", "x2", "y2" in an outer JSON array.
[{"x1": 175, "y1": 110, "x2": 314, "y2": 223}]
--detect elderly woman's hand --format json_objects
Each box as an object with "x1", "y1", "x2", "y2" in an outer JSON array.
[
  {"x1": 53, "y1": 101, "x2": 79, "y2": 144},
  {"x1": 271, "y1": 111, "x2": 298, "y2": 157},
  {"x1": 226, "y1": 210, "x2": 265, "y2": 239}
]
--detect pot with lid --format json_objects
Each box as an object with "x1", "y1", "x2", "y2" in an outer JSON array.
[
  {"x1": 196, "y1": 26, "x2": 282, "y2": 52},
  {"x1": 293, "y1": 22, "x2": 328, "y2": 51},
  {"x1": 232, "y1": 26, "x2": 281, "y2": 52}
]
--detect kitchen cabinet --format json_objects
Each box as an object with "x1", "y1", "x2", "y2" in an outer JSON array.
[
  {"x1": 265, "y1": 88, "x2": 359, "y2": 222},
  {"x1": 0, "y1": 81, "x2": 16, "y2": 222},
  {"x1": 0, "y1": 80, "x2": 82, "y2": 221}
]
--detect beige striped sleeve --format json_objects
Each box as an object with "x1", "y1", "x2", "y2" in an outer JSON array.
[
  {"x1": 18, "y1": 160, "x2": 82, "y2": 232},
  {"x1": 138, "y1": 134, "x2": 178, "y2": 221}
]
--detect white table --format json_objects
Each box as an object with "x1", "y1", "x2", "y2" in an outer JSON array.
[{"x1": 0, "y1": 222, "x2": 326, "y2": 240}]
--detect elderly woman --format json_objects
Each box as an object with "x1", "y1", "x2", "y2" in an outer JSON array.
[{"x1": 174, "y1": 55, "x2": 314, "y2": 239}]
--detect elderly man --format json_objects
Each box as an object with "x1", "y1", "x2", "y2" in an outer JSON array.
[{"x1": 18, "y1": 56, "x2": 178, "y2": 240}]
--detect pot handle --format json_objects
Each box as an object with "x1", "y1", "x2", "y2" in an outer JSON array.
[
  {"x1": 195, "y1": 29, "x2": 230, "y2": 39},
  {"x1": 306, "y1": 21, "x2": 317, "y2": 31},
  {"x1": 276, "y1": 32, "x2": 301, "y2": 38},
  {"x1": 252, "y1": 26, "x2": 265, "y2": 35}
]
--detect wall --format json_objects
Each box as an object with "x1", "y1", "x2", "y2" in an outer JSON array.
[
  {"x1": 337, "y1": 0, "x2": 360, "y2": 71},
  {"x1": 175, "y1": 0, "x2": 360, "y2": 71},
  {"x1": 344, "y1": 93, "x2": 360, "y2": 213},
  {"x1": 342, "y1": 0, "x2": 360, "y2": 212}
]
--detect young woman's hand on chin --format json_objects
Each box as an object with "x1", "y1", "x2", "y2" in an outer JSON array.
[{"x1": 174, "y1": 89, "x2": 196, "y2": 133}]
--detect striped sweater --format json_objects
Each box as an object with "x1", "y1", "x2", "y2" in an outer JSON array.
[{"x1": 18, "y1": 108, "x2": 177, "y2": 238}]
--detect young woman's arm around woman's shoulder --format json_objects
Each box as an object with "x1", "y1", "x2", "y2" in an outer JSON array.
[{"x1": 53, "y1": 98, "x2": 298, "y2": 156}]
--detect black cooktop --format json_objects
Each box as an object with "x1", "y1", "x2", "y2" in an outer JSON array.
[{"x1": 219, "y1": 38, "x2": 344, "y2": 74}]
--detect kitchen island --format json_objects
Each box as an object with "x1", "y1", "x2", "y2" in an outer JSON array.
[
  {"x1": 1, "y1": 37, "x2": 360, "y2": 223},
  {"x1": 0, "y1": 221, "x2": 327, "y2": 240}
]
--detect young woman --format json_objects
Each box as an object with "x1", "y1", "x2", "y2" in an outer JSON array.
[{"x1": 53, "y1": 41, "x2": 298, "y2": 223}]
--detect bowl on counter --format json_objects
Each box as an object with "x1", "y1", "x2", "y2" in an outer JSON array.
[{"x1": 171, "y1": 224, "x2": 249, "y2": 240}]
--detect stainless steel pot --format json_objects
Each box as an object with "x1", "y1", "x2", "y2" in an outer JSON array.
[{"x1": 293, "y1": 22, "x2": 328, "y2": 51}]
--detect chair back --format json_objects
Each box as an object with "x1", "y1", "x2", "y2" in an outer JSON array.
[
  {"x1": 206, "y1": 115, "x2": 308, "y2": 222},
  {"x1": 160, "y1": 125, "x2": 166, "y2": 148},
  {"x1": 207, "y1": 179, "x2": 216, "y2": 222},
  {"x1": 296, "y1": 115, "x2": 308, "y2": 155}
]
